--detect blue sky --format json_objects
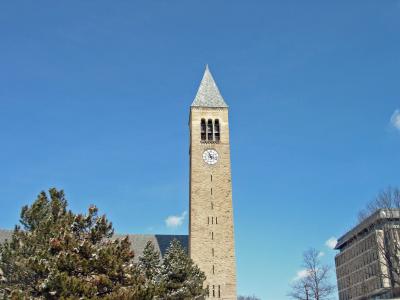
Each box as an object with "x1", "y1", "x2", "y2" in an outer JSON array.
[{"x1": 1, "y1": 1, "x2": 400, "y2": 299}]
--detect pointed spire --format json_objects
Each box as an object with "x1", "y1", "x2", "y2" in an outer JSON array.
[{"x1": 191, "y1": 66, "x2": 228, "y2": 108}]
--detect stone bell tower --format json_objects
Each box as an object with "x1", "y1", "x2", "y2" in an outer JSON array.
[{"x1": 189, "y1": 66, "x2": 237, "y2": 299}]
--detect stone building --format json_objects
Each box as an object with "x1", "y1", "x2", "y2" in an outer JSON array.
[
  {"x1": 0, "y1": 230, "x2": 188, "y2": 263},
  {"x1": 335, "y1": 209, "x2": 400, "y2": 300},
  {"x1": 0, "y1": 66, "x2": 237, "y2": 299},
  {"x1": 189, "y1": 66, "x2": 237, "y2": 299}
]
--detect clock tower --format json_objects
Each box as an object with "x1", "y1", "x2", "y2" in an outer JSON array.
[{"x1": 189, "y1": 66, "x2": 237, "y2": 299}]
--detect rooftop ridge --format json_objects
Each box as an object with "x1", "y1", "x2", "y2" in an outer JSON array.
[
  {"x1": 0, "y1": 230, "x2": 188, "y2": 260},
  {"x1": 335, "y1": 208, "x2": 400, "y2": 250}
]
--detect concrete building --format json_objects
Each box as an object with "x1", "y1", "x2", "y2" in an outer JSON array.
[
  {"x1": 335, "y1": 209, "x2": 400, "y2": 300},
  {"x1": 0, "y1": 66, "x2": 237, "y2": 299}
]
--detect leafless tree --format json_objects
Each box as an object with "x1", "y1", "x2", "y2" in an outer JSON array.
[
  {"x1": 358, "y1": 187, "x2": 400, "y2": 297},
  {"x1": 358, "y1": 187, "x2": 400, "y2": 222},
  {"x1": 288, "y1": 278, "x2": 312, "y2": 300},
  {"x1": 237, "y1": 295, "x2": 261, "y2": 300},
  {"x1": 288, "y1": 248, "x2": 335, "y2": 300}
]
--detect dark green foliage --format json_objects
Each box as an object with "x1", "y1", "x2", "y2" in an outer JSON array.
[
  {"x1": 0, "y1": 189, "x2": 207, "y2": 300},
  {"x1": 139, "y1": 241, "x2": 161, "y2": 282},
  {"x1": 137, "y1": 240, "x2": 207, "y2": 299},
  {"x1": 159, "y1": 239, "x2": 207, "y2": 299},
  {"x1": 137, "y1": 241, "x2": 161, "y2": 298},
  {"x1": 0, "y1": 188, "x2": 146, "y2": 299}
]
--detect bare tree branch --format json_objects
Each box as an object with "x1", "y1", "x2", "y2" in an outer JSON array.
[
  {"x1": 357, "y1": 187, "x2": 400, "y2": 297},
  {"x1": 238, "y1": 295, "x2": 261, "y2": 300},
  {"x1": 288, "y1": 248, "x2": 336, "y2": 300},
  {"x1": 358, "y1": 187, "x2": 400, "y2": 222}
]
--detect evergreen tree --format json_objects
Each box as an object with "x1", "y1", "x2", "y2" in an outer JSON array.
[
  {"x1": 159, "y1": 239, "x2": 207, "y2": 299},
  {"x1": 0, "y1": 188, "x2": 147, "y2": 299},
  {"x1": 139, "y1": 241, "x2": 161, "y2": 282},
  {"x1": 0, "y1": 189, "x2": 208, "y2": 299},
  {"x1": 138, "y1": 241, "x2": 161, "y2": 298}
]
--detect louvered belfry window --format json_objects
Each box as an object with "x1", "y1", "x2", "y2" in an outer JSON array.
[
  {"x1": 201, "y1": 119, "x2": 206, "y2": 141},
  {"x1": 201, "y1": 119, "x2": 221, "y2": 142},
  {"x1": 207, "y1": 119, "x2": 213, "y2": 140},
  {"x1": 214, "y1": 119, "x2": 220, "y2": 141}
]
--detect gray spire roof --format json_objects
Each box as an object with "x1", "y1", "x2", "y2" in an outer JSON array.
[{"x1": 191, "y1": 65, "x2": 228, "y2": 108}]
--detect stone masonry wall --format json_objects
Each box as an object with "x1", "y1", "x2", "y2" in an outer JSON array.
[{"x1": 189, "y1": 107, "x2": 237, "y2": 300}]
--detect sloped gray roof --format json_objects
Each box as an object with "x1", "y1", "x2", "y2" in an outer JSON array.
[
  {"x1": 191, "y1": 65, "x2": 228, "y2": 108},
  {"x1": 0, "y1": 229, "x2": 187, "y2": 261},
  {"x1": 0, "y1": 229, "x2": 12, "y2": 244},
  {"x1": 113, "y1": 234, "x2": 188, "y2": 261}
]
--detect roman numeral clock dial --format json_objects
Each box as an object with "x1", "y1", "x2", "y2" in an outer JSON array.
[{"x1": 202, "y1": 149, "x2": 219, "y2": 165}]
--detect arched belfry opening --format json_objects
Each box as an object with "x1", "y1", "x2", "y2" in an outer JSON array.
[
  {"x1": 214, "y1": 119, "x2": 220, "y2": 142},
  {"x1": 201, "y1": 119, "x2": 206, "y2": 141},
  {"x1": 207, "y1": 119, "x2": 213, "y2": 141}
]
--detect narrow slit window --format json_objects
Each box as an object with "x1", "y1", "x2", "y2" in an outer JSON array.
[
  {"x1": 207, "y1": 119, "x2": 213, "y2": 141},
  {"x1": 211, "y1": 232, "x2": 214, "y2": 240},
  {"x1": 211, "y1": 174, "x2": 213, "y2": 182},
  {"x1": 213, "y1": 265, "x2": 215, "y2": 274},
  {"x1": 213, "y1": 285, "x2": 215, "y2": 297},
  {"x1": 216, "y1": 217, "x2": 218, "y2": 224},
  {"x1": 207, "y1": 285, "x2": 210, "y2": 297},
  {"x1": 212, "y1": 217, "x2": 214, "y2": 224},
  {"x1": 212, "y1": 248, "x2": 214, "y2": 256},
  {"x1": 211, "y1": 202, "x2": 214, "y2": 209},
  {"x1": 208, "y1": 217, "x2": 210, "y2": 225},
  {"x1": 214, "y1": 119, "x2": 220, "y2": 141},
  {"x1": 201, "y1": 119, "x2": 206, "y2": 141},
  {"x1": 211, "y1": 188, "x2": 213, "y2": 195},
  {"x1": 218, "y1": 285, "x2": 221, "y2": 298}
]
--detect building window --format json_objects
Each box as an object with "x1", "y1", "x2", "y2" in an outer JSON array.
[
  {"x1": 211, "y1": 232, "x2": 214, "y2": 240},
  {"x1": 211, "y1": 202, "x2": 214, "y2": 209},
  {"x1": 218, "y1": 285, "x2": 221, "y2": 298},
  {"x1": 201, "y1": 119, "x2": 206, "y2": 141},
  {"x1": 212, "y1": 248, "x2": 214, "y2": 256},
  {"x1": 207, "y1": 285, "x2": 210, "y2": 297},
  {"x1": 213, "y1": 265, "x2": 215, "y2": 274},
  {"x1": 212, "y1": 217, "x2": 214, "y2": 224},
  {"x1": 213, "y1": 285, "x2": 215, "y2": 297},
  {"x1": 211, "y1": 174, "x2": 213, "y2": 182},
  {"x1": 211, "y1": 188, "x2": 213, "y2": 195},
  {"x1": 208, "y1": 217, "x2": 210, "y2": 225},
  {"x1": 216, "y1": 217, "x2": 218, "y2": 224},
  {"x1": 207, "y1": 119, "x2": 213, "y2": 141},
  {"x1": 214, "y1": 119, "x2": 220, "y2": 141}
]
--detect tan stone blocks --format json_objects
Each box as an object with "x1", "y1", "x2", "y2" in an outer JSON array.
[{"x1": 189, "y1": 107, "x2": 237, "y2": 299}]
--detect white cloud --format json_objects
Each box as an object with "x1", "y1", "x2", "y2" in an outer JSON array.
[
  {"x1": 325, "y1": 237, "x2": 338, "y2": 249},
  {"x1": 318, "y1": 251, "x2": 325, "y2": 258},
  {"x1": 391, "y1": 109, "x2": 400, "y2": 131},
  {"x1": 165, "y1": 211, "x2": 187, "y2": 228},
  {"x1": 293, "y1": 269, "x2": 310, "y2": 281}
]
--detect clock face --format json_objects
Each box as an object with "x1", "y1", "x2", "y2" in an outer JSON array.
[{"x1": 203, "y1": 149, "x2": 219, "y2": 165}]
